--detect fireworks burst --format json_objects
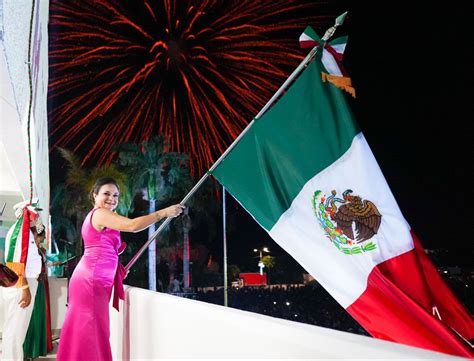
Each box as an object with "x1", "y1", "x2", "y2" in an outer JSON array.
[{"x1": 49, "y1": 0, "x2": 332, "y2": 173}]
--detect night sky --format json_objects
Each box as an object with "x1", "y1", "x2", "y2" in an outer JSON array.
[
  {"x1": 48, "y1": 1, "x2": 473, "y2": 269},
  {"x1": 338, "y1": 3, "x2": 471, "y2": 254}
]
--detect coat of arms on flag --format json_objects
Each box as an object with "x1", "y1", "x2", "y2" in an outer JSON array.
[{"x1": 312, "y1": 189, "x2": 381, "y2": 254}]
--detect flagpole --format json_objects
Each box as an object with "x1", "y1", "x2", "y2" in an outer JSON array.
[
  {"x1": 222, "y1": 186, "x2": 228, "y2": 307},
  {"x1": 125, "y1": 12, "x2": 347, "y2": 272}
]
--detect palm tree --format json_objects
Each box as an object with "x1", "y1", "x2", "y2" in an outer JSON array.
[
  {"x1": 50, "y1": 183, "x2": 78, "y2": 261},
  {"x1": 178, "y1": 178, "x2": 222, "y2": 289},
  {"x1": 114, "y1": 135, "x2": 191, "y2": 291},
  {"x1": 55, "y1": 147, "x2": 130, "y2": 256}
]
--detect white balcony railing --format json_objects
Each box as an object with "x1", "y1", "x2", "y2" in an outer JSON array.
[
  {"x1": 109, "y1": 285, "x2": 453, "y2": 359},
  {"x1": 0, "y1": 279, "x2": 457, "y2": 359}
]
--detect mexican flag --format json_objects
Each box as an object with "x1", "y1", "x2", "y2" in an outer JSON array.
[
  {"x1": 210, "y1": 58, "x2": 473, "y2": 356},
  {"x1": 5, "y1": 201, "x2": 41, "y2": 287}
]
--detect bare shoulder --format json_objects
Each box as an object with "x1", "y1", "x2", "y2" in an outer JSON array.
[
  {"x1": 94, "y1": 207, "x2": 112, "y2": 216},
  {"x1": 91, "y1": 207, "x2": 115, "y2": 229},
  {"x1": 93, "y1": 207, "x2": 113, "y2": 220},
  {"x1": 92, "y1": 207, "x2": 131, "y2": 231}
]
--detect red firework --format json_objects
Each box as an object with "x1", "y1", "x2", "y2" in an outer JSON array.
[{"x1": 49, "y1": 0, "x2": 332, "y2": 174}]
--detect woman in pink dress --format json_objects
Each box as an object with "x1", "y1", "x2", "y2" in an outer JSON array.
[{"x1": 57, "y1": 177, "x2": 184, "y2": 361}]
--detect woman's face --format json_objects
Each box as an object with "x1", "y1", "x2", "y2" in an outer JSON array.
[{"x1": 93, "y1": 183, "x2": 119, "y2": 211}]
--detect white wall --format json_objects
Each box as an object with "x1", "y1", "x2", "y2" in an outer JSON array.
[
  {"x1": 0, "y1": 0, "x2": 50, "y2": 227},
  {"x1": 47, "y1": 277, "x2": 68, "y2": 333},
  {"x1": 109, "y1": 286, "x2": 455, "y2": 359}
]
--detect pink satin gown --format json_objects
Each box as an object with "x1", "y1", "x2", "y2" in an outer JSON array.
[{"x1": 57, "y1": 209, "x2": 122, "y2": 361}]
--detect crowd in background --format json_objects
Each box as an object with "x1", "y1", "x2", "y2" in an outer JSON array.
[
  {"x1": 194, "y1": 283, "x2": 369, "y2": 336},
  {"x1": 188, "y1": 270, "x2": 473, "y2": 336}
]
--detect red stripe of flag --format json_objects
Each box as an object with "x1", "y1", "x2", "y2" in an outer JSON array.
[{"x1": 347, "y1": 231, "x2": 474, "y2": 357}]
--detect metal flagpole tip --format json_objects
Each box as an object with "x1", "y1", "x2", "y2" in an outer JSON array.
[
  {"x1": 322, "y1": 11, "x2": 348, "y2": 42},
  {"x1": 335, "y1": 12, "x2": 348, "y2": 27}
]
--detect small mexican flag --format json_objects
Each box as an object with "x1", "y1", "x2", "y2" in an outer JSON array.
[
  {"x1": 210, "y1": 58, "x2": 473, "y2": 357},
  {"x1": 5, "y1": 201, "x2": 41, "y2": 286}
]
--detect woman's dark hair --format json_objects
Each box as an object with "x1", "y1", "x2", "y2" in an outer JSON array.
[{"x1": 89, "y1": 177, "x2": 120, "y2": 204}]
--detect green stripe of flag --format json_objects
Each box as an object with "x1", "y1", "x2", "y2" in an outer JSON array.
[
  {"x1": 6, "y1": 215, "x2": 24, "y2": 262},
  {"x1": 211, "y1": 59, "x2": 359, "y2": 230}
]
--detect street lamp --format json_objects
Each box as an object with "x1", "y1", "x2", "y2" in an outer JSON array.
[{"x1": 254, "y1": 247, "x2": 270, "y2": 275}]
